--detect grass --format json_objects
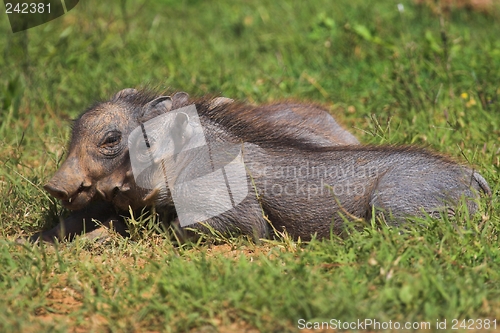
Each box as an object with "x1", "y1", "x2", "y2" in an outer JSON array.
[{"x1": 1, "y1": 0, "x2": 500, "y2": 331}]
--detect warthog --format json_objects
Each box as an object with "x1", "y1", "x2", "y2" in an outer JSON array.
[
  {"x1": 32, "y1": 89, "x2": 490, "y2": 242},
  {"x1": 31, "y1": 89, "x2": 366, "y2": 241}
]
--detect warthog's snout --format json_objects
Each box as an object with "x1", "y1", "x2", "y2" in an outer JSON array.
[
  {"x1": 44, "y1": 176, "x2": 95, "y2": 210},
  {"x1": 43, "y1": 182, "x2": 70, "y2": 201}
]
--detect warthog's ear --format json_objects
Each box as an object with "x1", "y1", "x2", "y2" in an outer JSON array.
[
  {"x1": 141, "y1": 96, "x2": 173, "y2": 121},
  {"x1": 112, "y1": 88, "x2": 138, "y2": 101},
  {"x1": 174, "y1": 112, "x2": 189, "y2": 129},
  {"x1": 172, "y1": 92, "x2": 190, "y2": 109},
  {"x1": 171, "y1": 112, "x2": 192, "y2": 160},
  {"x1": 209, "y1": 97, "x2": 234, "y2": 110}
]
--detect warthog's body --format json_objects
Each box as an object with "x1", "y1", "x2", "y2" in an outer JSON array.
[
  {"x1": 33, "y1": 89, "x2": 489, "y2": 242},
  {"x1": 32, "y1": 90, "x2": 360, "y2": 241}
]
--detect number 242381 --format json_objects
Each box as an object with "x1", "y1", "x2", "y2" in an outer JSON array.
[{"x1": 5, "y1": 3, "x2": 51, "y2": 14}]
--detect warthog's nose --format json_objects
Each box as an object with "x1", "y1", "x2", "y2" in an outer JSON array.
[{"x1": 43, "y1": 183, "x2": 69, "y2": 201}]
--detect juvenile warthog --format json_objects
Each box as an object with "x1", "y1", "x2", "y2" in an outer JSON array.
[
  {"x1": 33, "y1": 89, "x2": 490, "y2": 242},
  {"x1": 32, "y1": 90, "x2": 358, "y2": 241}
]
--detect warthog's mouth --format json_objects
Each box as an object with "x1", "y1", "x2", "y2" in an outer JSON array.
[{"x1": 61, "y1": 185, "x2": 96, "y2": 211}]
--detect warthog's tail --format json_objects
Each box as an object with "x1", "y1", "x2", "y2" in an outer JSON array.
[{"x1": 472, "y1": 171, "x2": 492, "y2": 196}]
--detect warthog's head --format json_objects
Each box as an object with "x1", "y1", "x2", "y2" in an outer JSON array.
[{"x1": 43, "y1": 89, "x2": 175, "y2": 211}]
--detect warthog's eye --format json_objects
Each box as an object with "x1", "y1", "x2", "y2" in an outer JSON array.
[{"x1": 100, "y1": 131, "x2": 122, "y2": 149}]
